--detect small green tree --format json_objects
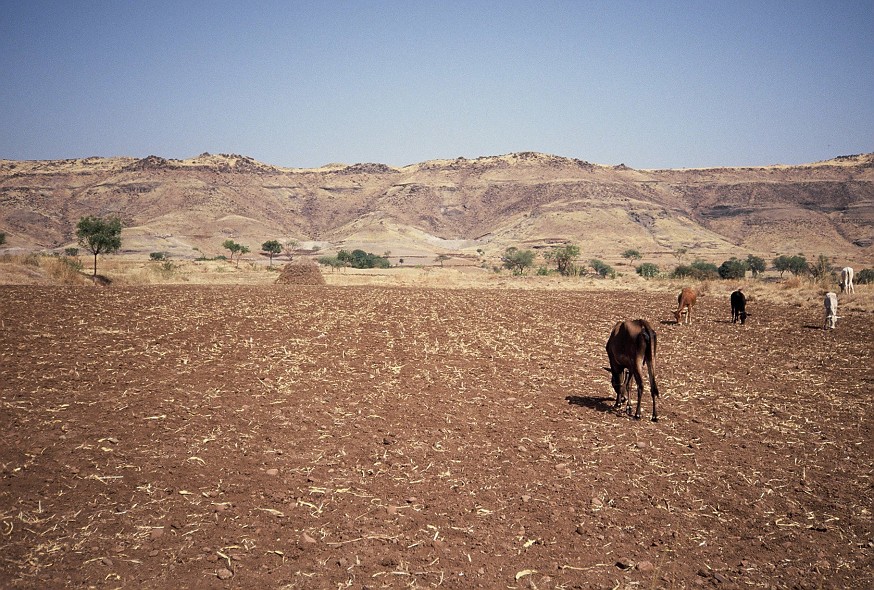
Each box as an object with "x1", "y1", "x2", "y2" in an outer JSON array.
[
  {"x1": 718, "y1": 257, "x2": 748, "y2": 280},
  {"x1": 746, "y1": 254, "x2": 766, "y2": 277},
  {"x1": 501, "y1": 247, "x2": 536, "y2": 275},
  {"x1": 590, "y1": 259, "x2": 614, "y2": 278},
  {"x1": 544, "y1": 244, "x2": 580, "y2": 276},
  {"x1": 435, "y1": 254, "x2": 450, "y2": 268},
  {"x1": 222, "y1": 239, "x2": 248, "y2": 266},
  {"x1": 149, "y1": 252, "x2": 167, "y2": 261},
  {"x1": 262, "y1": 240, "x2": 282, "y2": 266},
  {"x1": 317, "y1": 255, "x2": 344, "y2": 272},
  {"x1": 64, "y1": 247, "x2": 79, "y2": 257},
  {"x1": 76, "y1": 215, "x2": 122, "y2": 276},
  {"x1": 239, "y1": 244, "x2": 250, "y2": 264},
  {"x1": 621, "y1": 248, "x2": 642, "y2": 265},
  {"x1": 807, "y1": 254, "x2": 832, "y2": 283},
  {"x1": 773, "y1": 254, "x2": 792, "y2": 277},
  {"x1": 0, "y1": 232, "x2": 6, "y2": 246},
  {"x1": 636, "y1": 262, "x2": 659, "y2": 278},
  {"x1": 788, "y1": 254, "x2": 808, "y2": 276},
  {"x1": 283, "y1": 239, "x2": 299, "y2": 260}
]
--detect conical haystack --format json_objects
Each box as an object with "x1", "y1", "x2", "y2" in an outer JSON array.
[{"x1": 275, "y1": 261, "x2": 326, "y2": 285}]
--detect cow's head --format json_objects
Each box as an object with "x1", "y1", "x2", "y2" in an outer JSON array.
[{"x1": 739, "y1": 311, "x2": 748, "y2": 324}]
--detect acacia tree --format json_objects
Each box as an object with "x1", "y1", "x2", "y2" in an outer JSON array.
[
  {"x1": 262, "y1": 240, "x2": 282, "y2": 266},
  {"x1": 76, "y1": 216, "x2": 122, "y2": 276},
  {"x1": 222, "y1": 239, "x2": 248, "y2": 266},
  {"x1": 501, "y1": 247, "x2": 535, "y2": 275},
  {"x1": 746, "y1": 254, "x2": 766, "y2": 277},
  {"x1": 808, "y1": 254, "x2": 833, "y2": 283},
  {"x1": 774, "y1": 254, "x2": 808, "y2": 277},
  {"x1": 283, "y1": 239, "x2": 299, "y2": 260},
  {"x1": 544, "y1": 244, "x2": 580, "y2": 276},
  {"x1": 621, "y1": 248, "x2": 642, "y2": 266}
]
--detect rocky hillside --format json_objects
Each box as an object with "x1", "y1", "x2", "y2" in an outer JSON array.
[{"x1": 1, "y1": 151, "x2": 872, "y2": 266}]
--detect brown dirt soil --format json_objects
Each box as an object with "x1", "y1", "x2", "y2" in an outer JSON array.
[
  {"x1": 275, "y1": 262, "x2": 327, "y2": 286},
  {"x1": 1, "y1": 285, "x2": 871, "y2": 589}
]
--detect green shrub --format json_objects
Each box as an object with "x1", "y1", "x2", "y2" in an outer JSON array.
[
  {"x1": 672, "y1": 260, "x2": 719, "y2": 280},
  {"x1": 590, "y1": 259, "x2": 614, "y2": 278},
  {"x1": 855, "y1": 268, "x2": 874, "y2": 284},
  {"x1": 718, "y1": 257, "x2": 748, "y2": 279},
  {"x1": 636, "y1": 262, "x2": 659, "y2": 278}
]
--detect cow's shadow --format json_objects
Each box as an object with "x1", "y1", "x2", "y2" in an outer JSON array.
[{"x1": 566, "y1": 395, "x2": 614, "y2": 413}]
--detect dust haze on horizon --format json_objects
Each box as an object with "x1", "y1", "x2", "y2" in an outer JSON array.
[{"x1": 1, "y1": 1, "x2": 872, "y2": 170}]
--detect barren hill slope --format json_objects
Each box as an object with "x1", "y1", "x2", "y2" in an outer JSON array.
[{"x1": 1, "y1": 151, "x2": 872, "y2": 265}]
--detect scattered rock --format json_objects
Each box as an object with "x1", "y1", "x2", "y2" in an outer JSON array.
[
  {"x1": 265, "y1": 468, "x2": 279, "y2": 476},
  {"x1": 637, "y1": 561, "x2": 655, "y2": 572},
  {"x1": 216, "y1": 568, "x2": 233, "y2": 580},
  {"x1": 302, "y1": 532, "x2": 317, "y2": 544}
]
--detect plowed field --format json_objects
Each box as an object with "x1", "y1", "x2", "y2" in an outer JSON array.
[{"x1": 1, "y1": 285, "x2": 871, "y2": 589}]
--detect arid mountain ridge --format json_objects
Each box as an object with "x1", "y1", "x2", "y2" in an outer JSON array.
[{"x1": 1, "y1": 151, "x2": 872, "y2": 266}]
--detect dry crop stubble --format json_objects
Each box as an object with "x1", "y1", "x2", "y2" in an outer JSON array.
[{"x1": 0, "y1": 285, "x2": 871, "y2": 589}]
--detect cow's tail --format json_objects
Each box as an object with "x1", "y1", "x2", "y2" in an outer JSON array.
[{"x1": 643, "y1": 326, "x2": 659, "y2": 398}]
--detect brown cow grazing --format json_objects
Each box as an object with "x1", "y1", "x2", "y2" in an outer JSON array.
[
  {"x1": 606, "y1": 319, "x2": 660, "y2": 421},
  {"x1": 673, "y1": 287, "x2": 697, "y2": 324}
]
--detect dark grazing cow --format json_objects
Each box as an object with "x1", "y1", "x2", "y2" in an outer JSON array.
[
  {"x1": 605, "y1": 319, "x2": 660, "y2": 421},
  {"x1": 730, "y1": 289, "x2": 747, "y2": 324}
]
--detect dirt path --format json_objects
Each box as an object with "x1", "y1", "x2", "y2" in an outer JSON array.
[{"x1": 1, "y1": 285, "x2": 871, "y2": 589}]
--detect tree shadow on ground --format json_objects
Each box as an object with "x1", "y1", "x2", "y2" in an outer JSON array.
[{"x1": 566, "y1": 395, "x2": 615, "y2": 414}]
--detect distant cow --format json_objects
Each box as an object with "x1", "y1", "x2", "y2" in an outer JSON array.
[
  {"x1": 605, "y1": 319, "x2": 660, "y2": 422},
  {"x1": 673, "y1": 288, "x2": 697, "y2": 324},
  {"x1": 730, "y1": 289, "x2": 747, "y2": 324},
  {"x1": 823, "y1": 292, "x2": 838, "y2": 329},
  {"x1": 840, "y1": 267, "x2": 855, "y2": 294}
]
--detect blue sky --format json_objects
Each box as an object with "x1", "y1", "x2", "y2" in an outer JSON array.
[{"x1": 1, "y1": 1, "x2": 872, "y2": 169}]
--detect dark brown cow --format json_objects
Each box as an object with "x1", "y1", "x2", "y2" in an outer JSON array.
[
  {"x1": 673, "y1": 287, "x2": 697, "y2": 324},
  {"x1": 606, "y1": 319, "x2": 660, "y2": 421}
]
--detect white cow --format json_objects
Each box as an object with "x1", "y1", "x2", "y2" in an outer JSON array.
[
  {"x1": 823, "y1": 292, "x2": 838, "y2": 329},
  {"x1": 840, "y1": 267, "x2": 855, "y2": 294}
]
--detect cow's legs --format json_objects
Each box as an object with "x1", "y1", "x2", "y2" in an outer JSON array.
[
  {"x1": 632, "y1": 360, "x2": 646, "y2": 420},
  {"x1": 623, "y1": 371, "x2": 634, "y2": 415},
  {"x1": 610, "y1": 367, "x2": 626, "y2": 409}
]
